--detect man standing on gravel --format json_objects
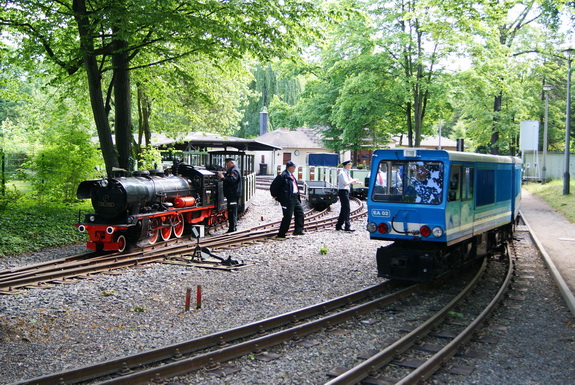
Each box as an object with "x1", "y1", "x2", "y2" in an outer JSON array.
[
  {"x1": 270, "y1": 161, "x2": 304, "y2": 238},
  {"x1": 218, "y1": 157, "x2": 242, "y2": 233},
  {"x1": 336, "y1": 160, "x2": 360, "y2": 232}
]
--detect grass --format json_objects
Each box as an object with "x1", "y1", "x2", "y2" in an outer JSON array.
[{"x1": 522, "y1": 179, "x2": 575, "y2": 223}]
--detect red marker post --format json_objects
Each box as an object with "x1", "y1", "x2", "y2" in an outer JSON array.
[
  {"x1": 184, "y1": 288, "x2": 192, "y2": 312},
  {"x1": 196, "y1": 285, "x2": 202, "y2": 310}
]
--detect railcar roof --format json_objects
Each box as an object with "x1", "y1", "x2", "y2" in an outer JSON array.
[{"x1": 373, "y1": 148, "x2": 522, "y2": 164}]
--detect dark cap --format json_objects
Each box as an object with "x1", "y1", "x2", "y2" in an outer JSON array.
[
  {"x1": 286, "y1": 161, "x2": 296, "y2": 168},
  {"x1": 342, "y1": 160, "x2": 352, "y2": 166},
  {"x1": 224, "y1": 158, "x2": 235, "y2": 163}
]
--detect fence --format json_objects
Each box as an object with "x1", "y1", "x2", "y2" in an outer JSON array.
[{"x1": 1, "y1": 153, "x2": 27, "y2": 195}]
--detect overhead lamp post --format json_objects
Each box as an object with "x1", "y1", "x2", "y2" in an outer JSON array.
[
  {"x1": 564, "y1": 48, "x2": 574, "y2": 195},
  {"x1": 542, "y1": 84, "x2": 552, "y2": 184}
]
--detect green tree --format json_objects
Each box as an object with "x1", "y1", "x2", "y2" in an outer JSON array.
[
  {"x1": 29, "y1": 125, "x2": 100, "y2": 202},
  {"x1": 446, "y1": 0, "x2": 562, "y2": 154},
  {"x1": 237, "y1": 63, "x2": 303, "y2": 137},
  {"x1": 2, "y1": 0, "x2": 319, "y2": 174},
  {"x1": 295, "y1": 0, "x2": 455, "y2": 150}
]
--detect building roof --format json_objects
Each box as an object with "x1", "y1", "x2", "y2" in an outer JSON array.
[
  {"x1": 92, "y1": 132, "x2": 281, "y2": 151},
  {"x1": 255, "y1": 128, "x2": 324, "y2": 149}
]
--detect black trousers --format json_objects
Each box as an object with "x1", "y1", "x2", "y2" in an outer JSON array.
[
  {"x1": 227, "y1": 199, "x2": 238, "y2": 231},
  {"x1": 278, "y1": 195, "x2": 304, "y2": 236},
  {"x1": 336, "y1": 189, "x2": 351, "y2": 230}
]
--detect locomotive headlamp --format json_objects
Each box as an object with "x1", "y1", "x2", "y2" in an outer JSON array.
[
  {"x1": 89, "y1": 215, "x2": 96, "y2": 222},
  {"x1": 100, "y1": 179, "x2": 109, "y2": 187},
  {"x1": 432, "y1": 226, "x2": 444, "y2": 237},
  {"x1": 78, "y1": 225, "x2": 86, "y2": 233},
  {"x1": 106, "y1": 226, "x2": 114, "y2": 234},
  {"x1": 367, "y1": 222, "x2": 378, "y2": 233}
]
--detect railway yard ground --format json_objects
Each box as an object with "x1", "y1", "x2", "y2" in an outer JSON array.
[{"x1": 1, "y1": 188, "x2": 575, "y2": 384}]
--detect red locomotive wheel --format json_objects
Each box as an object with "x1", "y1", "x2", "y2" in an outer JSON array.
[
  {"x1": 116, "y1": 235, "x2": 127, "y2": 252},
  {"x1": 173, "y1": 213, "x2": 184, "y2": 238},
  {"x1": 149, "y1": 219, "x2": 160, "y2": 245},
  {"x1": 161, "y1": 217, "x2": 172, "y2": 241}
]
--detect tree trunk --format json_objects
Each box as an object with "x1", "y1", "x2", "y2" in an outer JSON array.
[
  {"x1": 406, "y1": 102, "x2": 413, "y2": 147},
  {"x1": 491, "y1": 92, "x2": 502, "y2": 155},
  {"x1": 112, "y1": 34, "x2": 133, "y2": 171},
  {"x1": 73, "y1": 0, "x2": 119, "y2": 176},
  {"x1": 136, "y1": 84, "x2": 152, "y2": 166}
]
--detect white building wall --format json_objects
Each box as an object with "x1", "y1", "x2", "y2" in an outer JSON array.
[
  {"x1": 523, "y1": 151, "x2": 575, "y2": 181},
  {"x1": 254, "y1": 148, "x2": 341, "y2": 175}
]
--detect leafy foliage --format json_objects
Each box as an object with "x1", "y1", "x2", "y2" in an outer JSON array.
[
  {"x1": 0, "y1": 200, "x2": 91, "y2": 258},
  {"x1": 0, "y1": 184, "x2": 22, "y2": 211},
  {"x1": 1, "y1": 0, "x2": 322, "y2": 173},
  {"x1": 26, "y1": 127, "x2": 100, "y2": 202}
]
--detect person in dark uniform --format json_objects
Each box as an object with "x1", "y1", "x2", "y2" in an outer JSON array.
[
  {"x1": 218, "y1": 158, "x2": 242, "y2": 233},
  {"x1": 336, "y1": 160, "x2": 360, "y2": 232},
  {"x1": 270, "y1": 161, "x2": 305, "y2": 238}
]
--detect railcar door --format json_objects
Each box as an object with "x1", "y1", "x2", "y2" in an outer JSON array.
[
  {"x1": 460, "y1": 165, "x2": 475, "y2": 236},
  {"x1": 446, "y1": 164, "x2": 461, "y2": 242}
]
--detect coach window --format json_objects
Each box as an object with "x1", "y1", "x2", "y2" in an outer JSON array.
[
  {"x1": 462, "y1": 167, "x2": 474, "y2": 201},
  {"x1": 372, "y1": 161, "x2": 443, "y2": 204},
  {"x1": 448, "y1": 166, "x2": 460, "y2": 201}
]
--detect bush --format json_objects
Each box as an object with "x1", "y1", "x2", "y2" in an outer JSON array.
[
  {"x1": 26, "y1": 128, "x2": 101, "y2": 202},
  {"x1": 0, "y1": 200, "x2": 91, "y2": 258},
  {"x1": 0, "y1": 185, "x2": 23, "y2": 211}
]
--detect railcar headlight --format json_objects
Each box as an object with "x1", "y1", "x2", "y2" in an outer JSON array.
[
  {"x1": 432, "y1": 226, "x2": 444, "y2": 238},
  {"x1": 78, "y1": 225, "x2": 86, "y2": 233},
  {"x1": 106, "y1": 226, "x2": 114, "y2": 234},
  {"x1": 367, "y1": 222, "x2": 378, "y2": 233},
  {"x1": 89, "y1": 215, "x2": 96, "y2": 222}
]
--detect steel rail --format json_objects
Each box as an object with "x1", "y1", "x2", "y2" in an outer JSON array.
[
  {"x1": 92, "y1": 283, "x2": 420, "y2": 385},
  {"x1": 0, "y1": 200, "x2": 365, "y2": 293},
  {"x1": 12, "y1": 282, "x2": 420, "y2": 385},
  {"x1": 324, "y1": 256, "x2": 490, "y2": 385},
  {"x1": 396, "y1": 244, "x2": 515, "y2": 384}
]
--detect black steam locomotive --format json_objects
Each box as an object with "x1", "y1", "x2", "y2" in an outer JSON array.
[{"x1": 75, "y1": 162, "x2": 227, "y2": 252}]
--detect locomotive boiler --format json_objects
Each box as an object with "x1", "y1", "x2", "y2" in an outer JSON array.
[{"x1": 76, "y1": 163, "x2": 227, "y2": 252}]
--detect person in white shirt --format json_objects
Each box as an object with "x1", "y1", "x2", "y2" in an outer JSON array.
[{"x1": 336, "y1": 160, "x2": 360, "y2": 231}]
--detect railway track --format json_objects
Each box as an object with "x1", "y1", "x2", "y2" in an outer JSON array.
[
  {"x1": 13, "y1": 281, "x2": 421, "y2": 385},
  {"x1": 326, "y1": 242, "x2": 515, "y2": 384},
  {"x1": 9, "y1": 236, "x2": 516, "y2": 385},
  {"x1": 0, "y1": 199, "x2": 366, "y2": 294},
  {"x1": 11, "y1": 244, "x2": 514, "y2": 385}
]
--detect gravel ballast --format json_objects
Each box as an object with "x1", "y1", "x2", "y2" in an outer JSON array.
[{"x1": 1, "y1": 189, "x2": 574, "y2": 384}]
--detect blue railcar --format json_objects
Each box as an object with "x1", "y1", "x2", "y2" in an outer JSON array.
[{"x1": 366, "y1": 149, "x2": 522, "y2": 281}]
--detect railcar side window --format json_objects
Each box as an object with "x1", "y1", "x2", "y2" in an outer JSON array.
[
  {"x1": 461, "y1": 167, "x2": 473, "y2": 200},
  {"x1": 448, "y1": 166, "x2": 460, "y2": 201},
  {"x1": 371, "y1": 160, "x2": 443, "y2": 204},
  {"x1": 476, "y1": 169, "x2": 495, "y2": 206}
]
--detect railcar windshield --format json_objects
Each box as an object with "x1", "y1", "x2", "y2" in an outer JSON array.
[{"x1": 371, "y1": 160, "x2": 444, "y2": 204}]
